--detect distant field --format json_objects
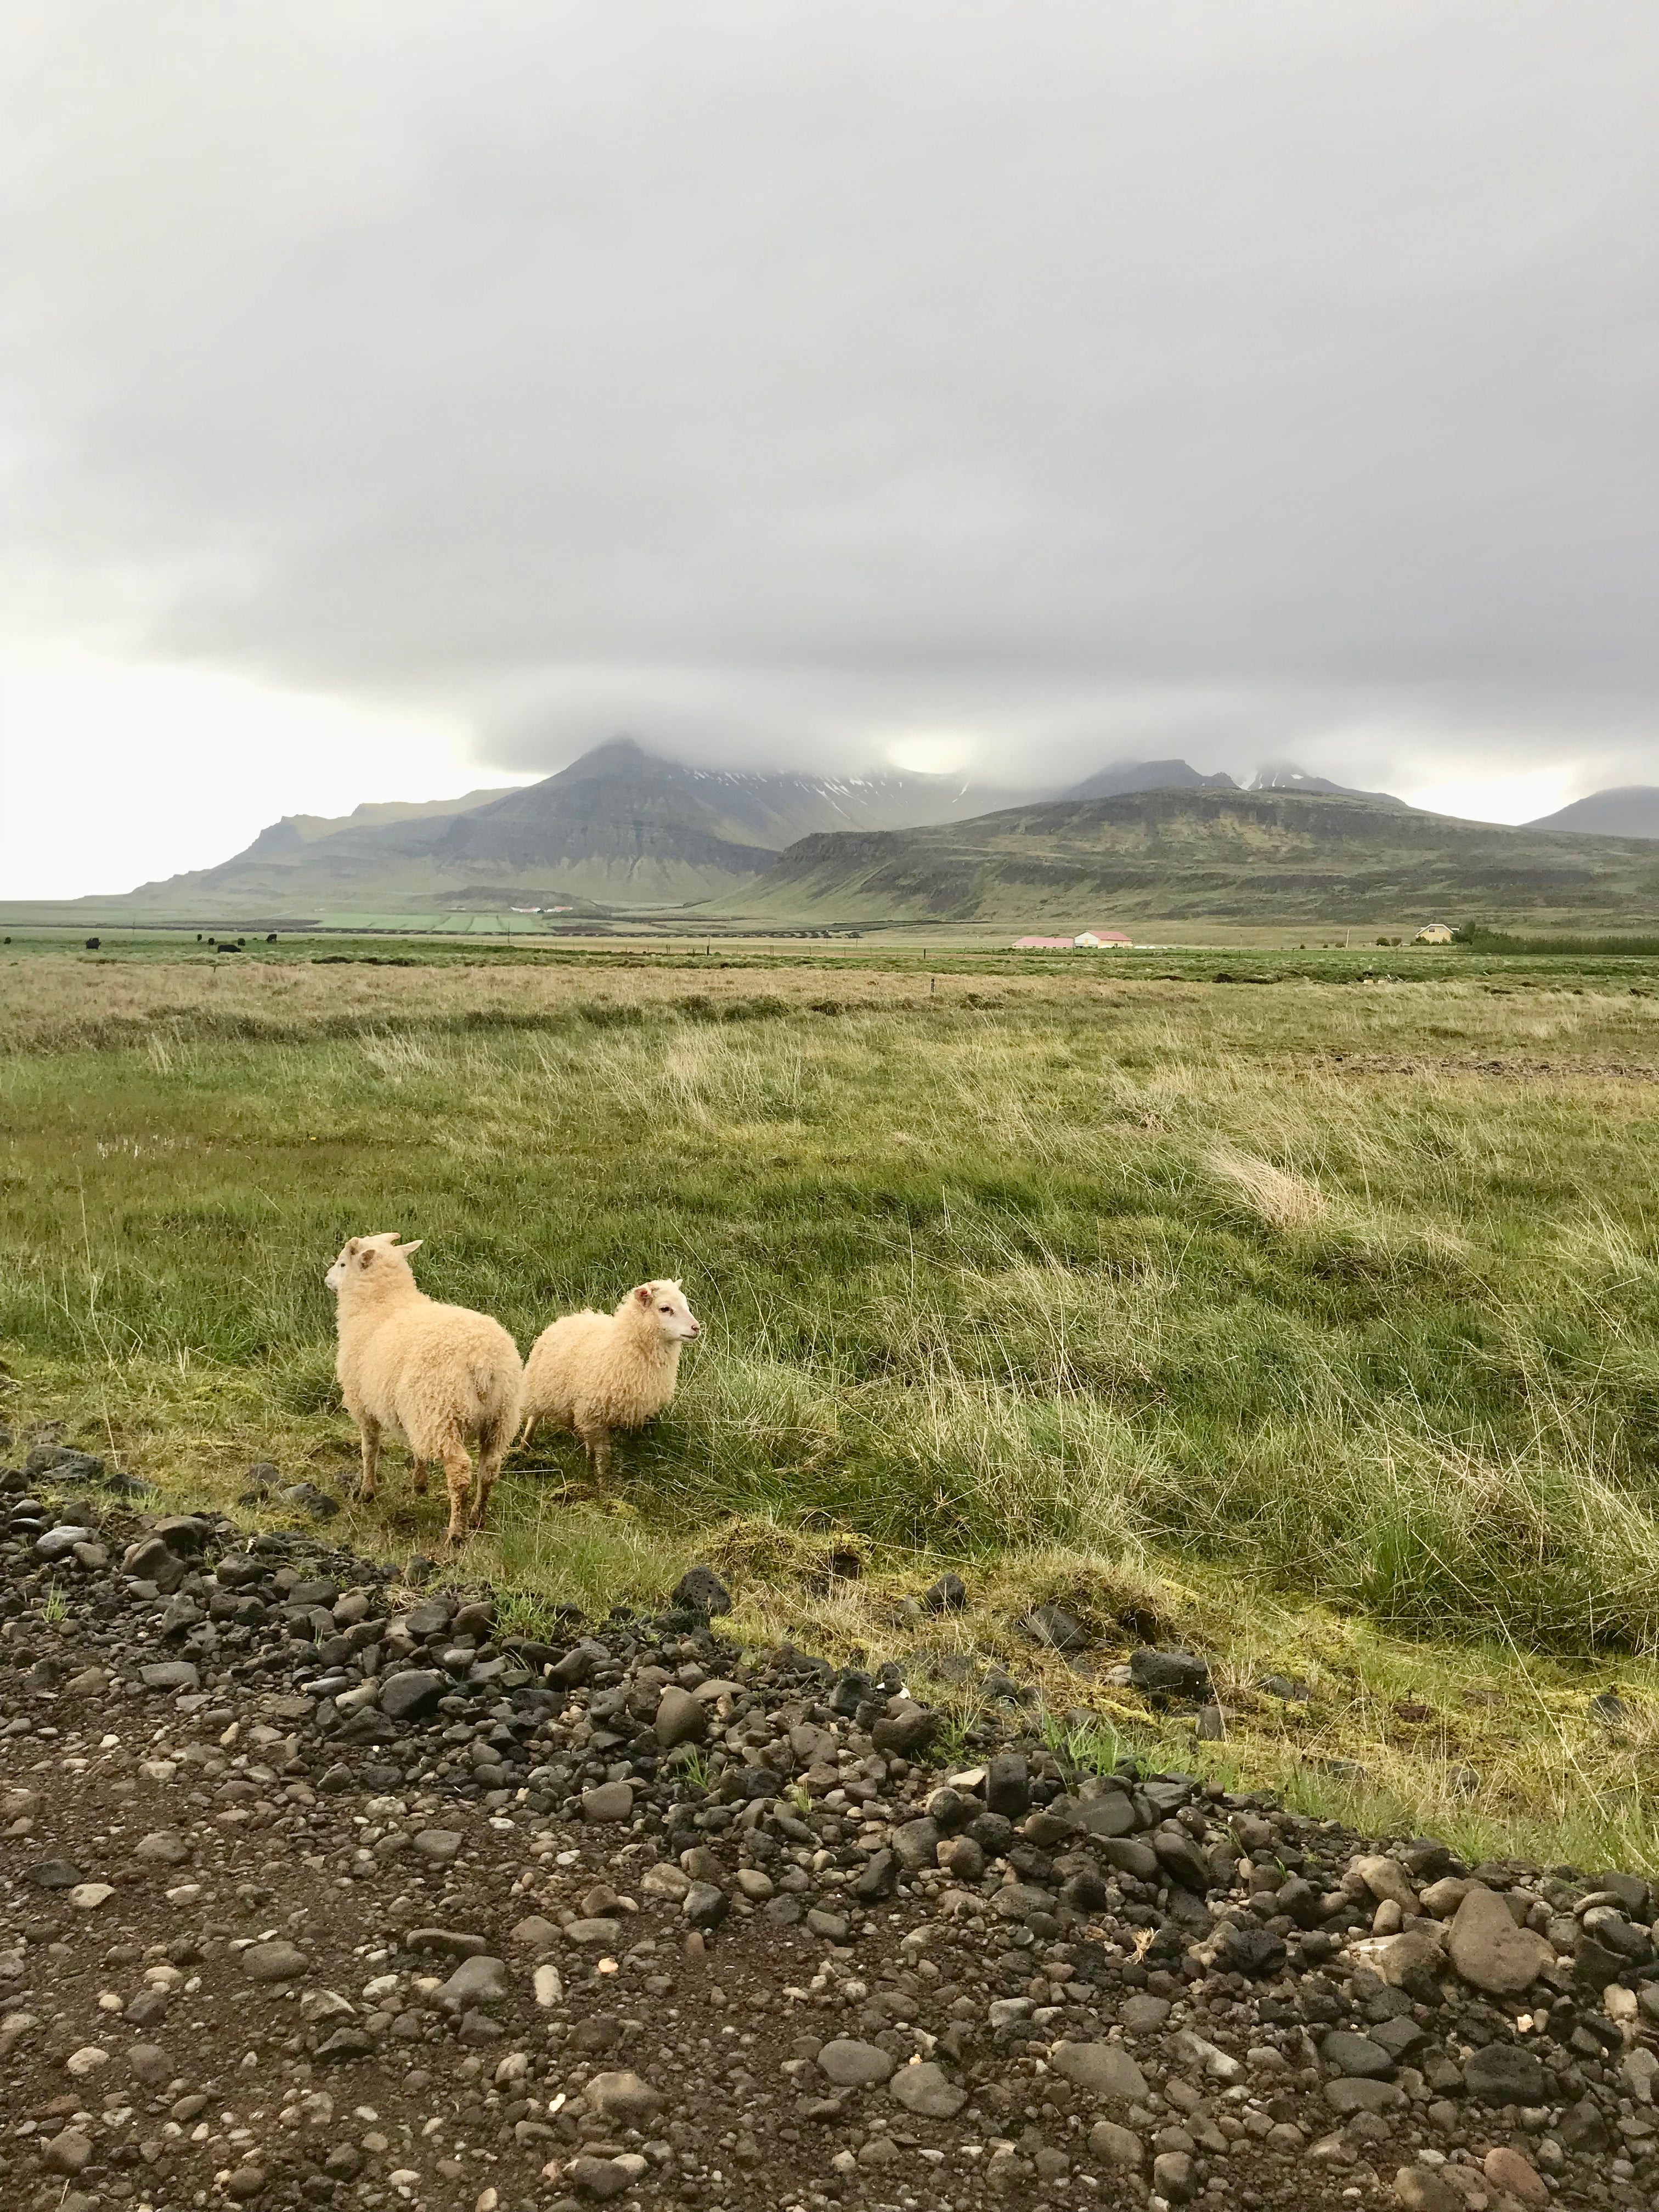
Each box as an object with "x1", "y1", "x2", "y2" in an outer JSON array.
[{"x1": 7, "y1": 938, "x2": 1659, "y2": 1864}]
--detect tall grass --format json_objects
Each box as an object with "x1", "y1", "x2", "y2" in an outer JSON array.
[{"x1": 8, "y1": 961, "x2": 1659, "y2": 1659}]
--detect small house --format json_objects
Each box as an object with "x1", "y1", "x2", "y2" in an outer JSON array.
[
  {"x1": 1075, "y1": 930, "x2": 1133, "y2": 949},
  {"x1": 1414, "y1": 923, "x2": 1454, "y2": 945}
]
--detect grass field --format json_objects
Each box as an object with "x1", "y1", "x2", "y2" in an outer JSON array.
[{"x1": 8, "y1": 936, "x2": 1659, "y2": 1870}]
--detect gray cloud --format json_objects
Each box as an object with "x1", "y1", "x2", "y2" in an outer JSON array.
[{"x1": 5, "y1": 0, "x2": 1659, "y2": 809}]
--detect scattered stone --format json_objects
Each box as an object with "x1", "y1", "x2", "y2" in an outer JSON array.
[
  {"x1": 30, "y1": 1857, "x2": 83, "y2": 1888},
  {"x1": 35, "y1": 1525, "x2": 95, "y2": 1561},
  {"x1": 568, "y1": 2155, "x2": 632, "y2": 2200},
  {"x1": 410, "y1": 1927, "x2": 491, "y2": 1957},
  {"x1": 1392, "y1": 2169, "x2": 1460, "y2": 2212},
  {"x1": 586, "y1": 2070, "x2": 663, "y2": 2125},
  {"x1": 1049, "y1": 2040, "x2": 1148, "y2": 2102},
  {"x1": 1463, "y1": 2042, "x2": 1548, "y2": 2104},
  {"x1": 672, "y1": 1565, "x2": 731, "y2": 1617},
  {"x1": 888, "y1": 2059, "x2": 967, "y2": 2117},
  {"x1": 1088, "y1": 2120, "x2": 1144, "y2": 2168},
  {"x1": 1323, "y1": 2030, "x2": 1393, "y2": 2079},
  {"x1": 653, "y1": 1684, "x2": 707, "y2": 1746},
  {"x1": 437, "y1": 1955, "x2": 511, "y2": 2007},
  {"x1": 1447, "y1": 1883, "x2": 1554, "y2": 1994},
  {"x1": 241, "y1": 1940, "x2": 309, "y2": 1982},
  {"x1": 280, "y1": 1480, "x2": 339, "y2": 1519},
  {"x1": 682, "y1": 1880, "x2": 729, "y2": 1928},
  {"x1": 1483, "y1": 2146, "x2": 1549, "y2": 2207},
  {"x1": 818, "y1": 2038, "x2": 898, "y2": 2086},
  {"x1": 985, "y1": 1752, "x2": 1030, "y2": 1818},
  {"x1": 582, "y1": 1778, "x2": 634, "y2": 1821},
  {"x1": 921, "y1": 1572, "x2": 967, "y2": 1612},
  {"x1": 4, "y1": 1475, "x2": 1651, "y2": 2212},
  {"x1": 1258, "y1": 1672, "x2": 1310, "y2": 1700},
  {"x1": 43, "y1": 2128, "x2": 94, "y2": 2174},
  {"x1": 380, "y1": 1669, "x2": 445, "y2": 1722},
  {"x1": 1023, "y1": 1603, "x2": 1089, "y2": 1651},
  {"x1": 1129, "y1": 1647, "x2": 1211, "y2": 1697},
  {"x1": 134, "y1": 1827, "x2": 191, "y2": 1865}
]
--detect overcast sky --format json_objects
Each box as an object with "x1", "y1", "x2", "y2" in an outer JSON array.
[{"x1": 4, "y1": 3, "x2": 1658, "y2": 896}]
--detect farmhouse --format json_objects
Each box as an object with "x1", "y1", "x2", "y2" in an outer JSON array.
[
  {"x1": 1012, "y1": 929, "x2": 1135, "y2": 951},
  {"x1": 1414, "y1": 922, "x2": 1454, "y2": 944}
]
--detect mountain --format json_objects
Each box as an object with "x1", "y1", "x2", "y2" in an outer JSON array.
[
  {"x1": 223, "y1": 788, "x2": 509, "y2": 869},
  {"x1": 1528, "y1": 787, "x2": 1659, "y2": 839},
  {"x1": 93, "y1": 738, "x2": 1033, "y2": 916},
  {"x1": 735, "y1": 785, "x2": 1659, "y2": 925},
  {"x1": 1062, "y1": 758, "x2": 1239, "y2": 800},
  {"x1": 1249, "y1": 763, "x2": 1410, "y2": 810}
]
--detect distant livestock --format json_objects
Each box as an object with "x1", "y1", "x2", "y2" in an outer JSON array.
[
  {"x1": 325, "y1": 1234, "x2": 523, "y2": 1545},
  {"x1": 521, "y1": 1279, "x2": 701, "y2": 1476},
  {"x1": 84, "y1": 937, "x2": 100, "y2": 950}
]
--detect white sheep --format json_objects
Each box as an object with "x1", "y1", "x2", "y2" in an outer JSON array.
[
  {"x1": 325, "y1": 1233, "x2": 523, "y2": 1545},
  {"x1": 520, "y1": 1278, "x2": 701, "y2": 1475}
]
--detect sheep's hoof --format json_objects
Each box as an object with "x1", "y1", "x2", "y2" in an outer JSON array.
[{"x1": 411, "y1": 1470, "x2": 427, "y2": 1495}]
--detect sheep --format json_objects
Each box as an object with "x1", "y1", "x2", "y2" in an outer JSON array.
[
  {"x1": 520, "y1": 1278, "x2": 701, "y2": 1476},
  {"x1": 325, "y1": 1233, "x2": 523, "y2": 1545}
]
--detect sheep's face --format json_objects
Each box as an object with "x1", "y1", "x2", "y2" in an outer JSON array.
[
  {"x1": 635, "y1": 1278, "x2": 701, "y2": 1341},
  {"x1": 326, "y1": 1232, "x2": 422, "y2": 1291}
]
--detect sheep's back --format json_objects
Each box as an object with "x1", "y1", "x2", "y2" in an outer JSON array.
[
  {"x1": 356, "y1": 1300, "x2": 522, "y2": 1453},
  {"x1": 526, "y1": 1310, "x2": 680, "y2": 1431},
  {"x1": 523, "y1": 1310, "x2": 616, "y2": 1419}
]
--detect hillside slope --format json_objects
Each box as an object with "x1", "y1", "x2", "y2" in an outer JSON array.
[
  {"x1": 735, "y1": 785, "x2": 1659, "y2": 924},
  {"x1": 1530, "y1": 787, "x2": 1659, "y2": 839}
]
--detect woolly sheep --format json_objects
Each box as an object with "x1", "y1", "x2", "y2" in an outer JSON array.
[
  {"x1": 520, "y1": 1278, "x2": 701, "y2": 1475},
  {"x1": 325, "y1": 1233, "x2": 523, "y2": 1545}
]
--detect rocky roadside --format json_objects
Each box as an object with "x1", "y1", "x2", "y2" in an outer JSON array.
[{"x1": 3, "y1": 1449, "x2": 1659, "y2": 2212}]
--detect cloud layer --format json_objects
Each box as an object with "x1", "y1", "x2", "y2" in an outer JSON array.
[{"x1": 4, "y1": 0, "x2": 1658, "y2": 883}]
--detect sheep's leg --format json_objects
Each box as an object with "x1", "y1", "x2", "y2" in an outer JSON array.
[
  {"x1": 357, "y1": 1418, "x2": 381, "y2": 1504},
  {"x1": 578, "y1": 1419, "x2": 612, "y2": 1482},
  {"x1": 470, "y1": 1433, "x2": 511, "y2": 1533},
  {"x1": 519, "y1": 1414, "x2": 538, "y2": 1449},
  {"x1": 410, "y1": 1459, "x2": 428, "y2": 1496},
  {"x1": 441, "y1": 1444, "x2": 473, "y2": 1547}
]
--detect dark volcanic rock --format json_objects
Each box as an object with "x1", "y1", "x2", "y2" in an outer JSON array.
[
  {"x1": 921, "y1": 1572, "x2": 967, "y2": 1613},
  {"x1": 1463, "y1": 2042, "x2": 1549, "y2": 2105},
  {"x1": 1129, "y1": 1648, "x2": 1211, "y2": 1698},
  {"x1": 1023, "y1": 1603, "x2": 1090, "y2": 1652},
  {"x1": 379, "y1": 1669, "x2": 445, "y2": 1723},
  {"x1": 672, "y1": 1565, "x2": 732, "y2": 1618},
  {"x1": 985, "y1": 1752, "x2": 1031, "y2": 1818}
]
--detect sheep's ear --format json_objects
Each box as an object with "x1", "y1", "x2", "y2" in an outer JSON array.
[
  {"x1": 357, "y1": 1247, "x2": 376, "y2": 1269},
  {"x1": 394, "y1": 1239, "x2": 423, "y2": 1257},
  {"x1": 345, "y1": 1238, "x2": 362, "y2": 1254},
  {"x1": 635, "y1": 1284, "x2": 652, "y2": 1305}
]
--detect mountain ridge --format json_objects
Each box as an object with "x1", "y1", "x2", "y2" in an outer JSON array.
[
  {"x1": 100, "y1": 737, "x2": 1036, "y2": 913},
  {"x1": 733, "y1": 783, "x2": 1659, "y2": 925}
]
